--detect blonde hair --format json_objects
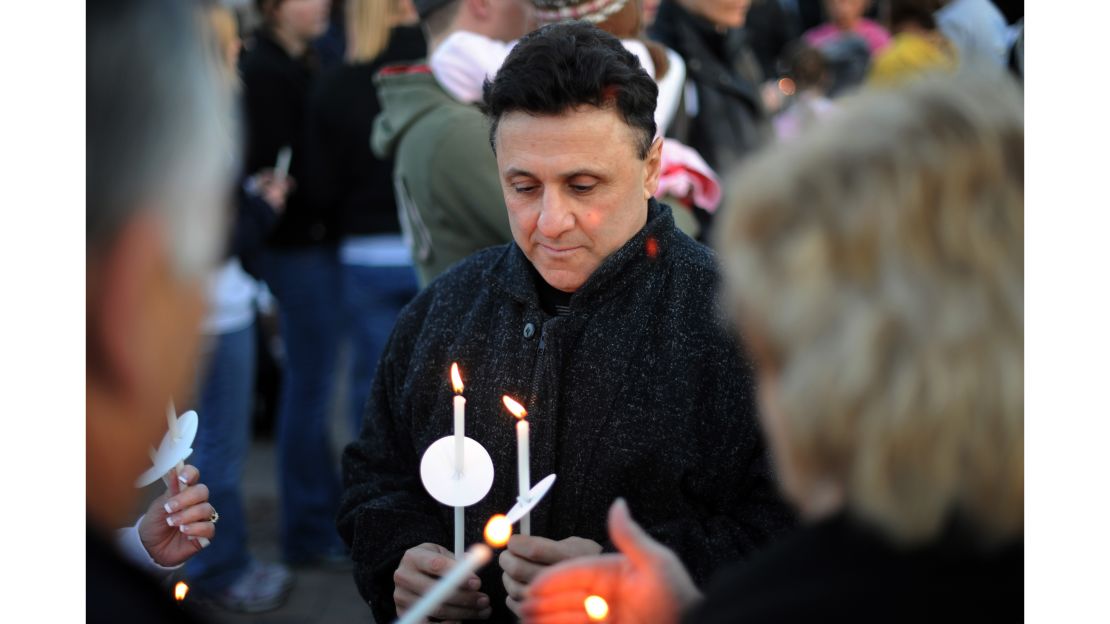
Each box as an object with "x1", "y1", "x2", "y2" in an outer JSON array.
[
  {"x1": 347, "y1": 0, "x2": 396, "y2": 63},
  {"x1": 717, "y1": 73, "x2": 1023, "y2": 545},
  {"x1": 203, "y1": 5, "x2": 241, "y2": 89}
]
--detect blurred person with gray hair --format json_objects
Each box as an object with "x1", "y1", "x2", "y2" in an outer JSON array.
[
  {"x1": 525, "y1": 70, "x2": 1023, "y2": 623},
  {"x1": 88, "y1": 0, "x2": 235, "y2": 620}
]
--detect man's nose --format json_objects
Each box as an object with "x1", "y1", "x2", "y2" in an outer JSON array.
[{"x1": 536, "y1": 189, "x2": 575, "y2": 239}]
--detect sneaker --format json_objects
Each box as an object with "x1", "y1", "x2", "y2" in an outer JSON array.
[{"x1": 207, "y1": 560, "x2": 295, "y2": 613}]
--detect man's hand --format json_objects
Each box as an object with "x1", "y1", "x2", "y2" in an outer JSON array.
[
  {"x1": 138, "y1": 464, "x2": 216, "y2": 567},
  {"x1": 500, "y1": 533, "x2": 602, "y2": 616},
  {"x1": 394, "y1": 543, "x2": 492, "y2": 622},
  {"x1": 521, "y1": 499, "x2": 702, "y2": 624}
]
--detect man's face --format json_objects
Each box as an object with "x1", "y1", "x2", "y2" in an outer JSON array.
[
  {"x1": 495, "y1": 105, "x2": 661, "y2": 292},
  {"x1": 86, "y1": 215, "x2": 209, "y2": 525}
]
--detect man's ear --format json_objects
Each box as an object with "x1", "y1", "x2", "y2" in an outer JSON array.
[
  {"x1": 466, "y1": 0, "x2": 492, "y2": 20},
  {"x1": 87, "y1": 213, "x2": 165, "y2": 399},
  {"x1": 643, "y1": 136, "x2": 663, "y2": 200}
]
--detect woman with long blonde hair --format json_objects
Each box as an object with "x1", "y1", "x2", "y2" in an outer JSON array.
[{"x1": 300, "y1": 0, "x2": 424, "y2": 442}]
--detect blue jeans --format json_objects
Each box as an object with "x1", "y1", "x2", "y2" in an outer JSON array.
[
  {"x1": 261, "y1": 247, "x2": 345, "y2": 561},
  {"x1": 343, "y1": 263, "x2": 419, "y2": 436},
  {"x1": 185, "y1": 323, "x2": 256, "y2": 591}
]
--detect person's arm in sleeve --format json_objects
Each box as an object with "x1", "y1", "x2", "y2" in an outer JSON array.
[
  {"x1": 337, "y1": 304, "x2": 451, "y2": 623},
  {"x1": 435, "y1": 118, "x2": 513, "y2": 247}
]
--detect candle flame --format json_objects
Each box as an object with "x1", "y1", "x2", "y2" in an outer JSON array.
[
  {"x1": 484, "y1": 514, "x2": 512, "y2": 548},
  {"x1": 502, "y1": 395, "x2": 527, "y2": 419},
  {"x1": 451, "y1": 362, "x2": 464, "y2": 394},
  {"x1": 584, "y1": 595, "x2": 609, "y2": 621},
  {"x1": 174, "y1": 581, "x2": 190, "y2": 602}
]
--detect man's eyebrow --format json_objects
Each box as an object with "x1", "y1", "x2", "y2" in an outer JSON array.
[
  {"x1": 561, "y1": 169, "x2": 603, "y2": 179},
  {"x1": 504, "y1": 167, "x2": 605, "y2": 179},
  {"x1": 504, "y1": 167, "x2": 535, "y2": 179}
]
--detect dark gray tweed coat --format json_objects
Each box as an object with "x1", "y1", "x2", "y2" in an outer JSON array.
[{"x1": 338, "y1": 201, "x2": 795, "y2": 623}]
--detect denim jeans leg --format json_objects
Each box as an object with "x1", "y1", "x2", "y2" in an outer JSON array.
[
  {"x1": 185, "y1": 323, "x2": 256, "y2": 592},
  {"x1": 343, "y1": 264, "x2": 419, "y2": 437},
  {"x1": 262, "y1": 247, "x2": 345, "y2": 561}
]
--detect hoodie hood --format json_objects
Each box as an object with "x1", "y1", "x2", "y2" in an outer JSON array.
[{"x1": 372, "y1": 65, "x2": 458, "y2": 159}]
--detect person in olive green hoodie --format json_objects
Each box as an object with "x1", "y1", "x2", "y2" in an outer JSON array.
[{"x1": 371, "y1": 0, "x2": 532, "y2": 286}]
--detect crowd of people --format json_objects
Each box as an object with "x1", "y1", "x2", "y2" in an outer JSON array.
[{"x1": 87, "y1": 0, "x2": 1024, "y2": 621}]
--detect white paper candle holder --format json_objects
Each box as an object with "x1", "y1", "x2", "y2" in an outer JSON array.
[
  {"x1": 135, "y1": 410, "x2": 198, "y2": 488},
  {"x1": 420, "y1": 436, "x2": 495, "y2": 507},
  {"x1": 505, "y1": 473, "x2": 556, "y2": 525}
]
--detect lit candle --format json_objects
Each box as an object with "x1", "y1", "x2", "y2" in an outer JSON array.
[
  {"x1": 585, "y1": 595, "x2": 609, "y2": 621},
  {"x1": 502, "y1": 395, "x2": 531, "y2": 536},
  {"x1": 450, "y1": 363, "x2": 466, "y2": 558},
  {"x1": 451, "y1": 363, "x2": 465, "y2": 475},
  {"x1": 483, "y1": 514, "x2": 512, "y2": 549},
  {"x1": 394, "y1": 544, "x2": 492, "y2": 624},
  {"x1": 174, "y1": 581, "x2": 190, "y2": 604}
]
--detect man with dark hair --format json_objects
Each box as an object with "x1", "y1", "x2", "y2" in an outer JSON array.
[{"x1": 341, "y1": 22, "x2": 793, "y2": 624}]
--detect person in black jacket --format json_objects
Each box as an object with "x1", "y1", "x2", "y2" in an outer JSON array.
[
  {"x1": 648, "y1": 0, "x2": 769, "y2": 178},
  {"x1": 338, "y1": 23, "x2": 793, "y2": 624},
  {"x1": 239, "y1": 0, "x2": 351, "y2": 567},
  {"x1": 301, "y1": 0, "x2": 425, "y2": 439},
  {"x1": 524, "y1": 72, "x2": 1024, "y2": 624}
]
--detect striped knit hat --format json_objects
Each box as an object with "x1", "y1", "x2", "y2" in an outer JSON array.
[{"x1": 531, "y1": 0, "x2": 630, "y2": 25}]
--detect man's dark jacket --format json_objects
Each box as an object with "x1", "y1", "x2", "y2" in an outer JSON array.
[
  {"x1": 338, "y1": 201, "x2": 794, "y2": 623},
  {"x1": 650, "y1": 0, "x2": 769, "y2": 177}
]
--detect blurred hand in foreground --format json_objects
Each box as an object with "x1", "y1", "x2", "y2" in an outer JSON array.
[
  {"x1": 522, "y1": 498, "x2": 702, "y2": 624},
  {"x1": 501, "y1": 532, "x2": 603, "y2": 616}
]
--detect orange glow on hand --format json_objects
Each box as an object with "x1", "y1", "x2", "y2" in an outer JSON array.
[
  {"x1": 451, "y1": 362, "x2": 464, "y2": 394},
  {"x1": 484, "y1": 514, "x2": 512, "y2": 548},
  {"x1": 584, "y1": 595, "x2": 609, "y2": 621},
  {"x1": 502, "y1": 395, "x2": 527, "y2": 419},
  {"x1": 174, "y1": 581, "x2": 190, "y2": 602}
]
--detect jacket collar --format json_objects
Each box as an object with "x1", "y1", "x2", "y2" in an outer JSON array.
[{"x1": 485, "y1": 199, "x2": 678, "y2": 313}]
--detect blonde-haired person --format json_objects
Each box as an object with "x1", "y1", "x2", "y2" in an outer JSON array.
[
  {"x1": 299, "y1": 0, "x2": 424, "y2": 442},
  {"x1": 523, "y1": 71, "x2": 1023, "y2": 623}
]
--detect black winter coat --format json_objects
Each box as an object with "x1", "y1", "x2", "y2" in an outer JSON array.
[
  {"x1": 650, "y1": 0, "x2": 769, "y2": 177},
  {"x1": 684, "y1": 514, "x2": 1023, "y2": 623},
  {"x1": 338, "y1": 202, "x2": 795, "y2": 623}
]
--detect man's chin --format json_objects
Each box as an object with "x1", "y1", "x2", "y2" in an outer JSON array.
[{"x1": 536, "y1": 266, "x2": 586, "y2": 293}]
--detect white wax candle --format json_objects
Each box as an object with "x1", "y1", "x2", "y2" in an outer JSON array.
[
  {"x1": 454, "y1": 395, "x2": 466, "y2": 475},
  {"x1": 167, "y1": 402, "x2": 180, "y2": 440},
  {"x1": 395, "y1": 544, "x2": 492, "y2": 624},
  {"x1": 454, "y1": 507, "x2": 464, "y2": 560},
  {"x1": 517, "y1": 419, "x2": 531, "y2": 536}
]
